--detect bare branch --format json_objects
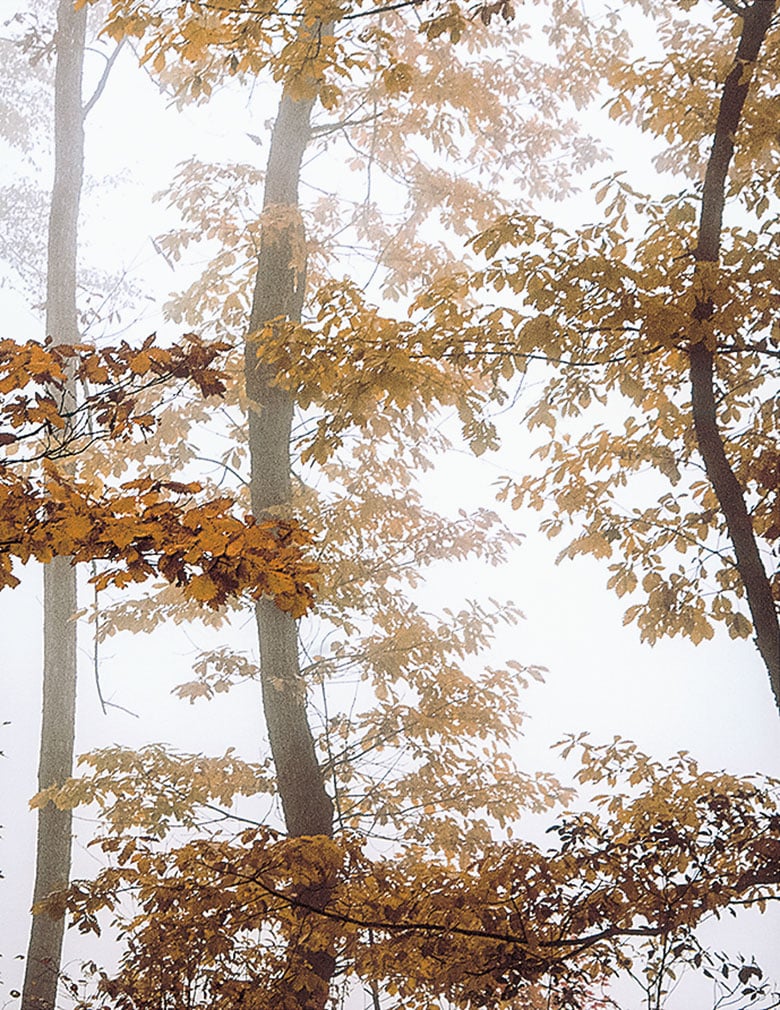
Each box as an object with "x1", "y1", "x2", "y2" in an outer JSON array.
[
  {"x1": 310, "y1": 111, "x2": 382, "y2": 138},
  {"x1": 83, "y1": 39, "x2": 125, "y2": 120}
]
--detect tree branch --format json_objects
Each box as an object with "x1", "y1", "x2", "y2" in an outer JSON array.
[
  {"x1": 714, "y1": 0, "x2": 748, "y2": 17},
  {"x1": 689, "y1": 0, "x2": 780, "y2": 712},
  {"x1": 83, "y1": 40, "x2": 125, "y2": 121}
]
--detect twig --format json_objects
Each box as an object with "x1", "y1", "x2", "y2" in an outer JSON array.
[
  {"x1": 713, "y1": 0, "x2": 748, "y2": 17},
  {"x1": 89, "y1": 560, "x2": 140, "y2": 718},
  {"x1": 83, "y1": 40, "x2": 125, "y2": 120}
]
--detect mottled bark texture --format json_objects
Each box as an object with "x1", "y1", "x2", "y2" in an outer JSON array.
[
  {"x1": 21, "y1": 2, "x2": 85, "y2": 1008},
  {"x1": 688, "y1": 0, "x2": 780, "y2": 712},
  {"x1": 244, "y1": 74, "x2": 336, "y2": 1009}
]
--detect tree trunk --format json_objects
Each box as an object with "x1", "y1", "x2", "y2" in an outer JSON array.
[
  {"x1": 21, "y1": 2, "x2": 85, "y2": 1007},
  {"x1": 244, "y1": 78, "x2": 336, "y2": 1008},
  {"x1": 688, "y1": 0, "x2": 780, "y2": 713}
]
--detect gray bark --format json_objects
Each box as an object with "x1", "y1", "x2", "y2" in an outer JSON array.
[
  {"x1": 21, "y1": 1, "x2": 86, "y2": 1007},
  {"x1": 244, "y1": 81, "x2": 335, "y2": 1007}
]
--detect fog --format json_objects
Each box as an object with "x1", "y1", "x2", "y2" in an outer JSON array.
[{"x1": 1, "y1": 1, "x2": 779, "y2": 1008}]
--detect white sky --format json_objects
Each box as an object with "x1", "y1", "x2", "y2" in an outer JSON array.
[{"x1": 1, "y1": 3, "x2": 779, "y2": 1008}]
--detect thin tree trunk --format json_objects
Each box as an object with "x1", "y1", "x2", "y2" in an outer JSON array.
[
  {"x1": 247, "y1": 87, "x2": 334, "y2": 840},
  {"x1": 22, "y1": 2, "x2": 85, "y2": 1007},
  {"x1": 244, "y1": 75, "x2": 336, "y2": 1009},
  {"x1": 688, "y1": 0, "x2": 780, "y2": 713}
]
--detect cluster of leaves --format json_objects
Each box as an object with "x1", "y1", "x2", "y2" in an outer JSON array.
[
  {"x1": 41, "y1": 740, "x2": 779, "y2": 1010},
  {"x1": 249, "y1": 281, "x2": 500, "y2": 463},
  {"x1": 0, "y1": 332, "x2": 229, "y2": 459},
  {"x1": 31, "y1": 744, "x2": 277, "y2": 834},
  {"x1": 0, "y1": 332, "x2": 317, "y2": 612},
  {"x1": 297, "y1": 440, "x2": 561, "y2": 846},
  {"x1": 383, "y1": 185, "x2": 779, "y2": 645},
  {"x1": 143, "y1": 0, "x2": 600, "y2": 312},
  {"x1": 81, "y1": 0, "x2": 575, "y2": 121},
  {"x1": 0, "y1": 467, "x2": 316, "y2": 611}
]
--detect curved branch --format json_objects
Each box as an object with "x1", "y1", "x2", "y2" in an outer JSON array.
[
  {"x1": 83, "y1": 40, "x2": 125, "y2": 121},
  {"x1": 689, "y1": 0, "x2": 780, "y2": 712}
]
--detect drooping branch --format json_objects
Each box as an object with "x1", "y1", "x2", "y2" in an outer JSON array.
[
  {"x1": 52, "y1": 769, "x2": 780, "y2": 1010},
  {"x1": 0, "y1": 332, "x2": 230, "y2": 462},
  {"x1": 688, "y1": 0, "x2": 780, "y2": 712}
]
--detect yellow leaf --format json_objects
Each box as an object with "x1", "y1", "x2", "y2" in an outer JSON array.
[
  {"x1": 129, "y1": 351, "x2": 152, "y2": 374},
  {"x1": 188, "y1": 574, "x2": 219, "y2": 602}
]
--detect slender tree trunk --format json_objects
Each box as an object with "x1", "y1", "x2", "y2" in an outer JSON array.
[
  {"x1": 244, "y1": 75, "x2": 336, "y2": 1009},
  {"x1": 688, "y1": 0, "x2": 780, "y2": 713},
  {"x1": 21, "y1": 2, "x2": 86, "y2": 1007}
]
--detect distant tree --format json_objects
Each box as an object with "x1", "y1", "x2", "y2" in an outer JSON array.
[
  {"x1": 0, "y1": 7, "x2": 313, "y2": 1006},
  {"x1": 21, "y1": 3, "x2": 89, "y2": 1004}
]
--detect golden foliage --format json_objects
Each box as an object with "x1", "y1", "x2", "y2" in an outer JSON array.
[
  {"x1": 49, "y1": 742, "x2": 780, "y2": 1010},
  {"x1": 0, "y1": 333, "x2": 317, "y2": 612}
]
